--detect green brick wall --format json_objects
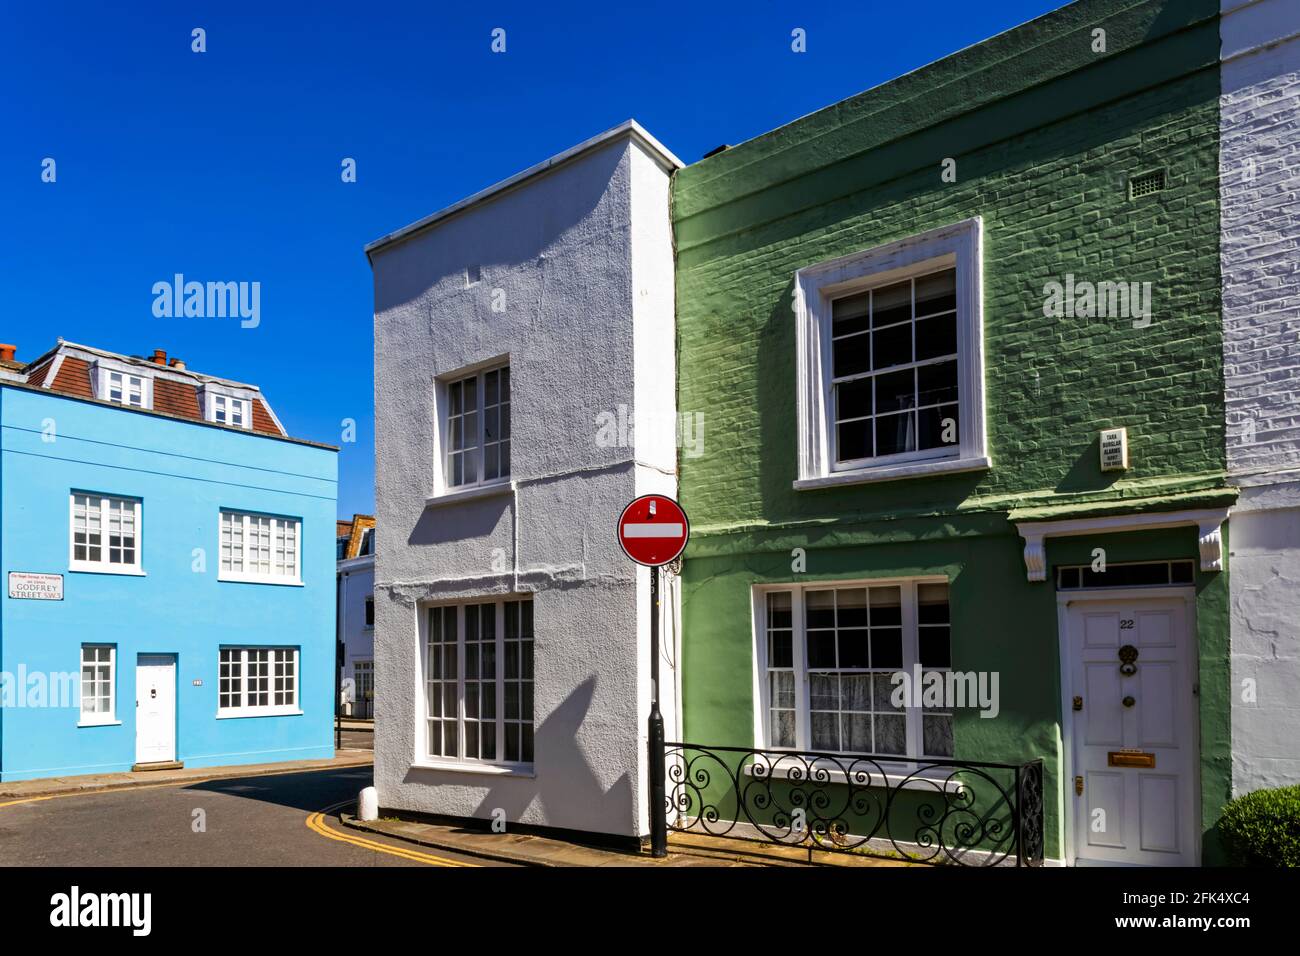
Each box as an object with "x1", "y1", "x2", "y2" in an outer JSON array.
[
  {"x1": 670, "y1": 0, "x2": 1231, "y2": 862},
  {"x1": 675, "y1": 0, "x2": 1224, "y2": 535}
]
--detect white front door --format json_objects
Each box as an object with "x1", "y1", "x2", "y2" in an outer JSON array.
[
  {"x1": 1065, "y1": 594, "x2": 1198, "y2": 866},
  {"x1": 135, "y1": 655, "x2": 176, "y2": 764}
]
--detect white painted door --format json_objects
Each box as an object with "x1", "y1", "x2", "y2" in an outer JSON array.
[
  {"x1": 135, "y1": 655, "x2": 176, "y2": 764},
  {"x1": 1066, "y1": 596, "x2": 1197, "y2": 866}
]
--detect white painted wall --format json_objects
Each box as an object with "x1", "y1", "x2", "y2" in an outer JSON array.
[
  {"x1": 1221, "y1": 0, "x2": 1300, "y2": 794},
  {"x1": 337, "y1": 557, "x2": 375, "y2": 713},
  {"x1": 369, "y1": 123, "x2": 681, "y2": 839}
]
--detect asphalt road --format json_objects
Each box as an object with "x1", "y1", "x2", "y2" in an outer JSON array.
[{"x1": 0, "y1": 766, "x2": 507, "y2": 867}]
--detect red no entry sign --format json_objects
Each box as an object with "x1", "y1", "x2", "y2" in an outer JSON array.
[{"x1": 617, "y1": 495, "x2": 689, "y2": 567}]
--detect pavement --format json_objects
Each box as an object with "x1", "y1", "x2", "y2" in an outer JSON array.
[
  {"x1": 0, "y1": 763, "x2": 504, "y2": 867},
  {"x1": 0, "y1": 750, "x2": 374, "y2": 801},
  {"x1": 341, "y1": 814, "x2": 907, "y2": 867},
  {"x1": 343, "y1": 813, "x2": 759, "y2": 866}
]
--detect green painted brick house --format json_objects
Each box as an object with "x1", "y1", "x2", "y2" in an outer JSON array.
[{"x1": 671, "y1": 0, "x2": 1238, "y2": 865}]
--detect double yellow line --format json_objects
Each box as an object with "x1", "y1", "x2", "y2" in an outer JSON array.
[{"x1": 305, "y1": 800, "x2": 477, "y2": 867}]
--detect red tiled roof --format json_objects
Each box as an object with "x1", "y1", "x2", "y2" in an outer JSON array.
[
  {"x1": 16, "y1": 342, "x2": 290, "y2": 440},
  {"x1": 154, "y1": 378, "x2": 202, "y2": 419},
  {"x1": 50, "y1": 356, "x2": 94, "y2": 399}
]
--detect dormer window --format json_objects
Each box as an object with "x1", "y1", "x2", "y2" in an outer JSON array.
[
  {"x1": 99, "y1": 369, "x2": 149, "y2": 409},
  {"x1": 207, "y1": 391, "x2": 252, "y2": 429}
]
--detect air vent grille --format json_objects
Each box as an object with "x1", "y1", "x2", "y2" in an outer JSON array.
[{"x1": 1129, "y1": 169, "x2": 1166, "y2": 199}]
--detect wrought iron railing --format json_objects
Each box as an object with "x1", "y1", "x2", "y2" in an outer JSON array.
[{"x1": 663, "y1": 743, "x2": 1045, "y2": 867}]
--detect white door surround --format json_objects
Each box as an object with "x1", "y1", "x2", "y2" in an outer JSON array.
[
  {"x1": 1058, "y1": 588, "x2": 1199, "y2": 866},
  {"x1": 135, "y1": 654, "x2": 177, "y2": 765},
  {"x1": 1015, "y1": 507, "x2": 1230, "y2": 582}
]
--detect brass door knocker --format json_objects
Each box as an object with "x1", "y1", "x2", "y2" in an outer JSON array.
[{"x1": 1119, "y1": 644, "x2": 1139, "y2": 676}]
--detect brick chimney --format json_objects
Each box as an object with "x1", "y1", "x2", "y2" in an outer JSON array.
[
  {"x1": 0, "y1": 344, "x2": 15, "y2": 363},
  {"x1": 169, "y1": 357, "x2": 186, "y2": 370},
  {"x1": 150, "y1": 349, "x2": 167, "y2": 365}
]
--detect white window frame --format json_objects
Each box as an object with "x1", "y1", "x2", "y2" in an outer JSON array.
[
  {"x1": 95, "y1": 365, "x2": 151, "y2": 409},
  {"x1": 69, "y1": 492, "x2": 144, "y2": 575},
  {"x1": 793, "y1": 218, "x2": 989, "y2": 489},
  {"x1": 218, "y1": 510, "x2": 303, "y2": 585},
  {"x1": 432, "y1": 358, "x2": 512, "y2": 497},
  {"x1": 217, "y1": 646, "x2": 301, "y2": 717},
  {"x1": 78, "y1": 644, "x2": 117, "y2": 726},
  {"x1": 416, "y1": 596, "x2": 535, "y2": 773},
  {"x1": 751, "y1": 577, "x2": 953, "y2": 765},
  {"x1": 206, "y1": 391, "x2": 252, "y2": 429}
]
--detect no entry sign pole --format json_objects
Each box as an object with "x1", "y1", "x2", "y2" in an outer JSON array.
[
  {"x1": 648, "y1": 562, "x2": 664, "y2": 858},
  {"x1": 617, "y1": 495, "x2": 689, "y2": 859}
]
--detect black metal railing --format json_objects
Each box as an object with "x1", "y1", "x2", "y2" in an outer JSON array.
[{"x1": 663, "y1": 743, "x2": 1045, "y2": 867}]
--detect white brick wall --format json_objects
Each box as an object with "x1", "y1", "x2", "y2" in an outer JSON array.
[
  {"x1": 1221, "y1": 0, "x2": 1300, "y2": 796},
  {"x1": 1222, "y1": 5, "x2": 1300, "y2": 478}
]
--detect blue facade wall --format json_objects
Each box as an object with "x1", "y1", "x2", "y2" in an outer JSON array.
[{"x1": 0, "y1": 385, "x2": 338, "y2": 781}]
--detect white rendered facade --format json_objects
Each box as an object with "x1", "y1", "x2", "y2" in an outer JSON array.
[{"x1": 368, "y1": 121, "x2": 682, "y2": 840}]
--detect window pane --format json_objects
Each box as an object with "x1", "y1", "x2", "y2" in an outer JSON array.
[
  {"x1": 811, "y1": 711, "x2": 839, "y2": 751},
  {"x1": 916, "y1": 360, "x2": 958, "y2": 407},
  {"x1": 875, "y1": 412, "x2": 916, "y2": 456},
  {"x1": 918, "y1": 404, "x2": 959, "y2": 450},
  {"x1": 870, "y1": 629, "x2": 903, "y2": 669},
  {"x1": 831, "y1": 291, "x2": 870, "y2": 337},
  {"x1": 832, "y1": 333, "x2": 870, "y2": 379},
  {"x1": 914, "y1": 269, "x2": 956, "y2": 317},
  {"x1": 808, "y1": 631, "x2": 836, "y2": 668},
  {"x1": 915, "y1": 314, "x2": 957, "y2": 361},
  {"x1": 919, "y1": 627, "x2": 951, "y2": 668},
  {"x1": 872, "y1": 280, "x2": 911, "y2": 327},
  {"x1": 805, "y1": 590, "x2": 835, "y2": 629},
  {"x1": 869, "y1": 586, "x2": 901, "y2": 625},
  {"x1": 875, "y1": 367, "x2": 916, "y2": 413},
  {"x1": 836, "y1": 588, "x2": 867, "y2": 628},
  {"x1": 767, "y1": 591, "x2": 792, "y2": 629},
  {"x1": 875, "y1": 715, "x2": 907, "y2": 754},
  {"x1": 871, "y1": 322, "x2": 911, "y2": 371}
]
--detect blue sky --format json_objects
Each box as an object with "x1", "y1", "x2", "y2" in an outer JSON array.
[{"x1": 1, "y1": 0, "x2": 1066, "y2": 518}]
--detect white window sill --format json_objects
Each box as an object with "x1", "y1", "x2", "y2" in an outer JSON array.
[
  {"x1": 744, "y1": 756, "x2": 963, "y2": 793},
  {"x1": 216, "y1": 707, "x2": 303, "y2": 719},
  {"x1": 77, "y1": 718, "x2": 122, "y2": 728},
  {"x1": 794, "y1": 455, "x2": 991, "y2": 490},
  {"x1": 217, "y1": 574, "x2": 303, "y2": 587},
  {"x1": 410, "y1": 758, "x2": 535, "y2": 779},
  {"x1": 68, "y1": 564, "x2": 146, "y2": 577},
  {"x1": 425, "y1": 480, "x2": 515, "y2": 509}
]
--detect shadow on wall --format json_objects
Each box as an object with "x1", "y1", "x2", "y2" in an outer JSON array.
[
  {"x1": 372, "y1": 144, "x2": 626, "y2": 316},
  {"x1": 407, "y1": 493, "x2": 512, "y2": 547},
  {"x1": 1055, "y1": 435, "x2": 1121, "y2": 494},
  {"x1": 399, "y1": 676, "x2": 637, "y2": 837}
]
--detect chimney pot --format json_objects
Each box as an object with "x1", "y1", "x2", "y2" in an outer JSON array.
[
  {"x1": 169, "y1": 358, "x2": 186, "y2": 370},
  {"x1": 151, "y1": 349, "x2": 167, "y2": 365},
  {"x1": 0, "y1": 344, "x2": 15, "y2": 363}
]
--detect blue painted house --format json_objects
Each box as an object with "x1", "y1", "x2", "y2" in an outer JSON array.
[{"x1": 0, "y1": 341, "x2": 338, "y2": 781}]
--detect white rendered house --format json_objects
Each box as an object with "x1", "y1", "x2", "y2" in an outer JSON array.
[
  {"x1": 366, "y1": 121, "x2": 683, "y2": 843},
  {"x1": 337, "y1": 515, "x2": 376, "y2": 718}
]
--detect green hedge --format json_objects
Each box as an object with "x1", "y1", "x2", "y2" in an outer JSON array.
[{"x1": 1219, "y1": 785, "x2": 1300, "y2": 867}]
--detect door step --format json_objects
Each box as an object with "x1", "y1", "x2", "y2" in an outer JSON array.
[{"x1": 131, "y1": 760, "x2": 184, "y2": 772}]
